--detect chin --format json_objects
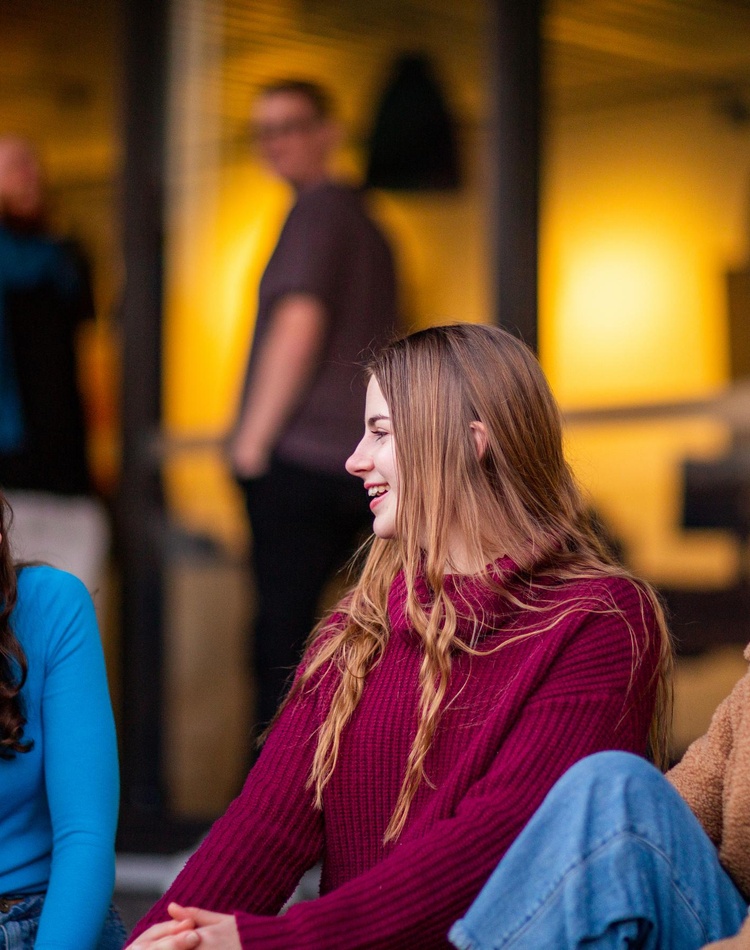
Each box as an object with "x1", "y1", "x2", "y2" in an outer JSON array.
[{"x1": 372, "y1": 524, "x2": 396, "y2": 541}]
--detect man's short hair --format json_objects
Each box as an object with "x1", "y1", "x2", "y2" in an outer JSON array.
[{"x1": 258, "y1": 80, "x2": 334, "y2": 121}]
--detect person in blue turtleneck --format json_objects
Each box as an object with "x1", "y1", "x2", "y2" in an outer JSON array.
[{"x1": 0, "y1": 487, "x2": 123, "y2": 949}]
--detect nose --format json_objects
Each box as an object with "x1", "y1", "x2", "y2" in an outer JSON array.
[{"x1": 345, "y1": 437, "x2": 372, "y2": 478}]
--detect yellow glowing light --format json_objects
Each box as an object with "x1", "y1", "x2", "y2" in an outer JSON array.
[
  {"x1": 546, "y1": 225, "x2": 724, "y2": 408},
  {"x1": 164, "y1": 167, "x2": 290, "y2": 434}
]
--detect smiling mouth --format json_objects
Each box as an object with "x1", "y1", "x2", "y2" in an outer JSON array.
[{"x1": 368, "y1": 485, "x2": 388, "y2": 509}]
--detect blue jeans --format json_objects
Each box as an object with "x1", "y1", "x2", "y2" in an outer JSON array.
[
  {"x1": 0, "y1": 894, "x2": 126, "y2": 950},
  {"x1": 450, "y1": 752, "x2": 749, "y2": 950}
]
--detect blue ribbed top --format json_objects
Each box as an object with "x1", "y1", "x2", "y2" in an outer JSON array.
[{"x1": 0, "y1": 566, "x2": 119, "y2": 949}]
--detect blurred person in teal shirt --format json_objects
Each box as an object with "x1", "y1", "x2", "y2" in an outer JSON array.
[{"x1": 0, "y1": 137, "x2": 108, "y2": 592}]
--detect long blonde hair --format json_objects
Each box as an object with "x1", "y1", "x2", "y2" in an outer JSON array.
[{"x1": 283, "y1": 324, "x2": 673, "y2": 841}]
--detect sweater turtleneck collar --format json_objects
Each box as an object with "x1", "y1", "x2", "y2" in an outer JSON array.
[{"x1": 386, "y1": 556, "x2": 523, "y2": 645}]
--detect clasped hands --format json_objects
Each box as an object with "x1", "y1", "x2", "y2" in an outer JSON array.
[{"x1": 129, "y1": 903, "x2": 241, "y2": 950}]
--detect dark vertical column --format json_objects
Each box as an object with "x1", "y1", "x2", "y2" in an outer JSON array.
[
  {"x1": 489, "y1": 0, "x2": 543, "y2": 350},
  {"x1": 118, "y1": 0, "x2": 169, "y2": 819}
]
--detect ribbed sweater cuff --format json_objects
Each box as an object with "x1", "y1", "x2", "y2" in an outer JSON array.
[{"x1": 236, "y1": 911, "x2": 300, "y2": 949}]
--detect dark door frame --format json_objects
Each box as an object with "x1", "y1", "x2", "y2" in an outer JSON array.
[{"x1": 117, "y1": 0, "x2": 169, "y2": 843}]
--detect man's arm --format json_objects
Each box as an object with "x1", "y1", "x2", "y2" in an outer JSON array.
[{"x1": 230, "y1": 293, "x2": 326, "y2": 478}]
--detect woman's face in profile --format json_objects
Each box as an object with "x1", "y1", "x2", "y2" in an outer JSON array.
[{"x1": 346, "y1": 377, "x2": 399, "y2": 540}]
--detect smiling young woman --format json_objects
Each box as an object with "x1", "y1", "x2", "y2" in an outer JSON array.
[{"x1": 128, "y1": 324, "x2": 673, "y2": 950}]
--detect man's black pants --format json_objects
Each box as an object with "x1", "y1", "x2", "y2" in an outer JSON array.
[{"x1": 240, "y1": 455, "x2": 371, "y2": 738}]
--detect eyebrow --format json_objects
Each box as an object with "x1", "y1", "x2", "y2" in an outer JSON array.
[{"x1": 367, "y1": 414, "x2": 390, "y2": 427}]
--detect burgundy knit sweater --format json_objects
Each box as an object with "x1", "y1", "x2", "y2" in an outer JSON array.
[{"x1": 131, "y1": 560, "x2": 660, "y2": 949}]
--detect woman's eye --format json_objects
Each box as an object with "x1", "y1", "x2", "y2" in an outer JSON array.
[{"x1": 372, "y1": 430, "x2": 388, "y2": 441}]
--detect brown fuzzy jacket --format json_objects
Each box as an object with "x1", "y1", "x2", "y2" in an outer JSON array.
[{"x1": 667, "y1": 643, "x2": 750, "y2": 901}]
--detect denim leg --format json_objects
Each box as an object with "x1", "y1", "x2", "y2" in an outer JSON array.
[
  {"x1": 96, "y1": 903, "x2": 128, "y2": 950},
  {"x1": 0, "y1": 896, "x2": 126, "y2": 950},
  {"x1": 0, "y1": 895, "x2": 45, "y2": 950},
  {"x1": 449, "y1": 752, "x2": 748, "y2": 950}
]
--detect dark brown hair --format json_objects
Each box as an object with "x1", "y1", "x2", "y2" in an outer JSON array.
[
  {"x1": 0, "y1": 491, "x2": 32, "y2": 757},
  {"x1": 259, "y1": 79, "x2": 334, "y2": 120}
]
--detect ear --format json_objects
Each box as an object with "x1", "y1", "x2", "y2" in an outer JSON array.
[{"x1": 470, "y1": 421, "x2": 488, "y2": 461}]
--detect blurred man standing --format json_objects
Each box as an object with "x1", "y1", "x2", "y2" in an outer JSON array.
[
  {"x1": 230, "y1": 81, "x2": 398, "y2": 735},
  {"x1": 0, "y1": 137, "x2": 107, "y2": 592}
]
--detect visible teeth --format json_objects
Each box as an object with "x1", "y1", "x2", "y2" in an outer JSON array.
[{"x1": 368, "y1": 485, "x2": 388, "y2": 497}]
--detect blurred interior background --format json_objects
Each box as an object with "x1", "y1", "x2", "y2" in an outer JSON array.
[{"x1": 4, "y1": 0, "x2": 750, "y2": 915}]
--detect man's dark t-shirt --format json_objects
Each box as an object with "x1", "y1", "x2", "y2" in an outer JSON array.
[
  {"x1": 0, "y1": 230, "x2": 93, "y2": 495},
  {"x1": 242, "y1": 181, "x2": 398, "y2": 475}
]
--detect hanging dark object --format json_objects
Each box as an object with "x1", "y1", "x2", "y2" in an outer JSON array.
[{"x1": 365, "y1": 53, "x2": 461, "y2": 191}]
